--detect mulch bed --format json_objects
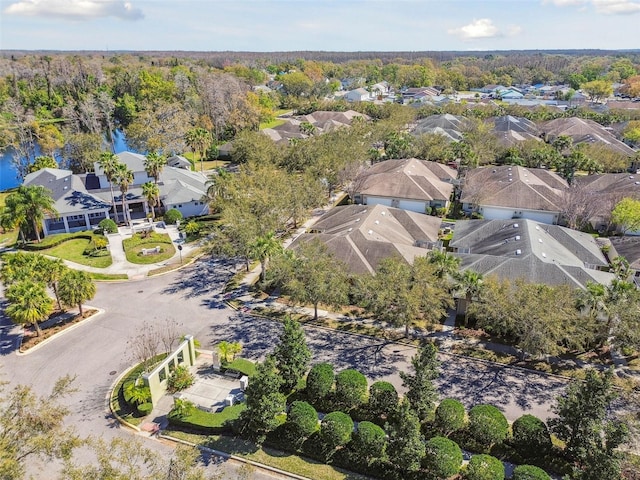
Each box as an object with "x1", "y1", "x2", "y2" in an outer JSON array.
[{"x1": 20, "y1": 309, "x2": 97, "y2": 352}]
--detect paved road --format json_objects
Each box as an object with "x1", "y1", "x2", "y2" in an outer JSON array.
[{"x1": 0, "y1": 257, "x2": 568, "y2": 478}]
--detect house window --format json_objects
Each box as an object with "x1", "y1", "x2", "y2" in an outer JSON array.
[{"x1": 177, "y1": 205, "x2": 182, "y2": 208}]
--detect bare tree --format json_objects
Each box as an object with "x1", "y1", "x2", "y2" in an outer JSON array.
[
  {"x1": 342, "y1": 162, "x2": 372, "y2": 203},
  {"x1": 560, "y1": 183, "x2": 603, "y2": 230},
  {"x1": 126, "y1": 321, "x2": 161, "y2": 372},
  {"x1": 159, "y1": 318, "x2": 183, "y2": 354}
]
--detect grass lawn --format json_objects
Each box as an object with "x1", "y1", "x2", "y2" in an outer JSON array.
[
  {"x1": 163, "y1": 430, "x2": 370, "y2": 480},
  {"x1": 222, "y1": 358, "x2": 257, "y2": 377},
  {"x1": 123, "y1": 232, "x2": 175, "y2": 264},
  {"x1": 181, "y1": 152, "x2": 230, "y2": 172},
  {"x1": 44, "y1": 238, "x2": 113, "y2": 268},
  {"x1": 259, "y1": 118, "x2": 286, "y2": 129},
  {"x1": 89, "y1": 272, "x2": 129, "y2": 281},
  {"x1": 0, "y1": 189, "x2": 19, "y2": 246},
  {"x1": 170, "y1": 404, "x2": 246, "y2": 431}
]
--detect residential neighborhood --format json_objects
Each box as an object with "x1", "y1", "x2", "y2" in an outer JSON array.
[{"x1": 1, "y1": 37, "x2": 640, "y2": 480}]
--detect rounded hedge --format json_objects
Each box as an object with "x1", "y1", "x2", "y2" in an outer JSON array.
[
  {"x1": 468, "y1": 404, "x2": 509, "y2": 448},
  {"x1": 423, "y1": 436, "x2": 463, "y2": 479},
  {"x1": 98, "y1": 218, "x2": 118, "y2": 234},
  {"x1": 434, "y1": 398, "x2": 466, "y2": 436},
  {"x1": 334, "y1": 369, "x2": 368, "y2": 409},
  {"x1": 512, "y1": 465, "x2": 551, "y2": 480},
  {"x1": 351, "y1": 420, "x2": 387, "y2": 460},
  {"x1": 286, "y1": 401, "x2": 319, "y2": 441},
  {"x1": 306, "y1": 363, "x2": 334, "y2": 401},
  {"x1": 164, "y1": 208, "x2": 183, "y2": 225},
  {"x1": 368, "y1": 381, "x2": 398, "y2": 418},
  {"x1": 136, "y1": 402, "x2": 153, "y2": 416},
  {"x1": 463, "y1": 454, "x2": 505, "y2": 480},
  {"x1": 320, "y1": 411, "x2": 354, "y2": 449},
  {"x1": 511, "y1": 414, "x2": 552, "y2": 457}
]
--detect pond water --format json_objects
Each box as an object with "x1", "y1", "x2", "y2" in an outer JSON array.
[{"x1": 0, "y1": 129, "x2": 133, "y2": 192}]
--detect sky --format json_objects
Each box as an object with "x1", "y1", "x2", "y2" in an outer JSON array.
[{"x1": 0, "y1": 0, "x2": 639, "y2": 52}]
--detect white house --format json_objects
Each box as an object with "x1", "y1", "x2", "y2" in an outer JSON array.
[
  {"x1": 344, "y1": 88, "x2": 371, "y2": 103},
  {"x1": 460, "y1": 166, "x2": 568, "y2": 224}
]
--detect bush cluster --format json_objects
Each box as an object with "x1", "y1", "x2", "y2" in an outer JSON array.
[{"x1": 167, "y1": 365, "x2": 195, "y2": 393}]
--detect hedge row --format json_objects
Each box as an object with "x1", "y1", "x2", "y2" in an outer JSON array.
[{"x1": 23, "y1": 232, "x2": 95, "y2": 250}]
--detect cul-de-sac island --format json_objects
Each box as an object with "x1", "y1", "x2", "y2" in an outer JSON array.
[{"x1": 2, "y1": 3, "x2": 640, "y2": 480}]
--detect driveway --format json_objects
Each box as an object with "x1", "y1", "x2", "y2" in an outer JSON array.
[{"x1": 0, "y1": 256, "x2": 568, "y2": 477}]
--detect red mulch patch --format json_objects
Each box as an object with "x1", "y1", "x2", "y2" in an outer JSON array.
[{"x1": 20, "y1": 309, "x2": 97, "y2": 352}]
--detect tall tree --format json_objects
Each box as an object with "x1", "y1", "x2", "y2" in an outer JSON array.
[
  {"x1": 143, "y1": 151, "x2": 166, "y2": 185},
  {"x1": 270, "y1": 238, "x2": 350, "y2": 321},
  {"x1": 57, "y1": 269, "x2": 96, "y2": 316},
  {"x1": 399, "y1": 342, "x2": 440, "y2": 422},
  {"x1": 385, "y1": 400, "x2": 426, "y2": 473},
  {"x1": 0, "y1": 376, "x2": 79, "y2": 480},
  {"x1": 97, "y1": 151, "x2": 121, "y2": 222},
  {"x1": 185, "y1": 127, "x2": 212, "y2": 172},
  {"x1": 5, "y1": 279, "x2": 53, "y2": 336},
  {"x1": 273, "y1": 316, "x2": 311, "y2": 393},
  {"x1": 358, "y1": 256, "x2": 453, "y2": 336},
  {"x1": 141, "y1": 182, "x2": 159, "y2": 220},
  {"x1": 249, "y1": 231, "x2": 282, "y2": 284},
  {"x1": 239, "y1": 356, "x2": 286, "y2": 443},
  {"x1": 4, "y1": 185, "x2": 57, "y2": 243},
  {"x1": 37, "y1": 256, "x2": 67, "y2": 311},
  {"x1": 457, "y1": 269, "x2": 484, "y2": 325},
  {"x1": 112, "y1": 162, "x2": 134, "y2": 226},
  {"x1": 611, "y1": 197, "x2": 640, "y2": 234},
  {"x1": 550, "y1": 369, "x2": 628, "y2": 479}
]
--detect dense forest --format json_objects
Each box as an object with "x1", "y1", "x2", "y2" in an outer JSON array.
[{"x1": 1, "y1": 49, "x2": 639, "y2": 179}]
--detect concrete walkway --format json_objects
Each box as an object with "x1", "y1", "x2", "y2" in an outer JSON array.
[{"x1": 58, "y1": 222, "x2": 199, "y2": 280}]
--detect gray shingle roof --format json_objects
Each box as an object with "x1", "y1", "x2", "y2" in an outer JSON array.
[
  {"x1": 450, "y1": 219, "x2": 613, "y2": 288},
  {"x1": 358, "y1": 158, "x2": 457, "y2": 203},
  {"x1": 23, "y1": 168, "x2": 110, "y2": 215},
  {"x1": 460, "y1": 165, "x2": 567, "y2": 211},
  {"x1": 291, "y1": 204, "x2": 442, "y2": 274}
]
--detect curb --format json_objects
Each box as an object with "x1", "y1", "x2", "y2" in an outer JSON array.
[
  {"x1": 16, "y1": 307, "x2": 105, "y2": 356},
  {"x1": 160, "y1": 433, "x2": 312, "y2": 480},
  {"x1": 106, "y1": 363, "x2": 142, "y2": 432}
]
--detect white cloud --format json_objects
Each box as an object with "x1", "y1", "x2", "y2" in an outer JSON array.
[
  {"x1": 3, "y1": 0, "x2": 144, "y2": 21},
  {"x1": 542, "y1": 0, "x2": 588, "y2": 5},
  {"x1": 593, "y1": 0, "x2": 640, "y2": 13},
  {"x1": 447, "y1": 18, "x2": 506, "y2": 40},
  {"x1": 542, "y1": 0, "x2": 640, "y2": 13}
]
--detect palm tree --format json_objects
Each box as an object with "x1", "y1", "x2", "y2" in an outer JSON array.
[
  {"x1": 37, "y1": 256, "x2": 67, "y2": 311},
  {"x1": 112, "y1": 163, "x2": 134, "y2": 226},
  {"x1": 249, "y1": 231, "x2": 283, "y2": 283},
  {"x1": 0, "y1": 251, "x2": 39, "y2": 285},
  {"x1": 185, "y1": 127, "x2": 212, "y2": 173},
  {"x1": 11, "y1": 185, "x2": 58, "y2": 243},
  {"x1": 5, "y1": 279, "x2": 53, "y2": 336},
  {"x1": 144, "y1": 151, "x2": 166, "y2": 185},
  {"x1": 205, "y1": 167, "x2": 233, "y2": 211},
  {"x1": 98, "y1": 151, "x2": 121, "y2": 222},
  {"x1": 142, "y1": 182, "x2": 159, "y2": 220},
  {"x1": 427, "y1": 250, "x2": 461, "y2": 282},
  {"x1": 58, "y1": 269, "x2": 96, "y2": 316},
  {"x1": 457, "y1": 269, "x2": 484, "y2": 325}
]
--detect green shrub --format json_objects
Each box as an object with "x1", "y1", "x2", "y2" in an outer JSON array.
[
  {"x1": 306, "y1": 363, "x2": 334, "y2": 401},
  {"x1": 98, "y1": 218, "x2": 118, "y2": 234},
  {"x1": 334, "y1": 369, "x2": 367, "y2": 410},
  {"x1": 350, "y1": 421, "x2": 386, "y2": 461},
  {"x1": 512, "y1": 464, "x2": 551, "y2": 480},
  {"x1": 467, "y1": 404, "x2": 509, "y2": 449},
  {"x1": 167, "y1": 364, "x2": 195, "y2": 393},
  {"x1": 511, "y1": 414, "x2": 552, "y2": 458},
  {"x1": 320, "y1": 411, "x2": 354, "y2": 450},
  {"x1": 286, "y1": 401, "x2": 319, "y2": 446},
  {"x1": 123, "y1": 381, "x2": 151, "y2": 406},
  {"x1": 434, "y1": 398, "x2": 466, "y2": 436},
  {"x1": 367, "y1": 381, "x2": 398, "y2": 419},
  {"x1": 136, "y1": 402, "x2": 153, "y2": 416},
  {"x1": 222, "y1": 358, "x2": 257, "y2": 377},
  {"x1": 164, "y1": 209, "x2": 183, "y2": 225},
  {"x1": 170, "y1": 398, "x2": 196, "y2": 418},
  {"x1": 463, "y1": 454, "x2": 505, "y2": 480},
  {"x1": 423, "y1": 436, "x2": 463, "y2": 479}
]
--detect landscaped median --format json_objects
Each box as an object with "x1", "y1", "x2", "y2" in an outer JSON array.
[{"x1": 123, "y1": 231, "x2": 175, "y2": 264}]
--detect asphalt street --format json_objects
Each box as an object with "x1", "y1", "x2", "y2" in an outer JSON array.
[{"x1": 0, "y1": 257, "x2": 569, "y2": 478}]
